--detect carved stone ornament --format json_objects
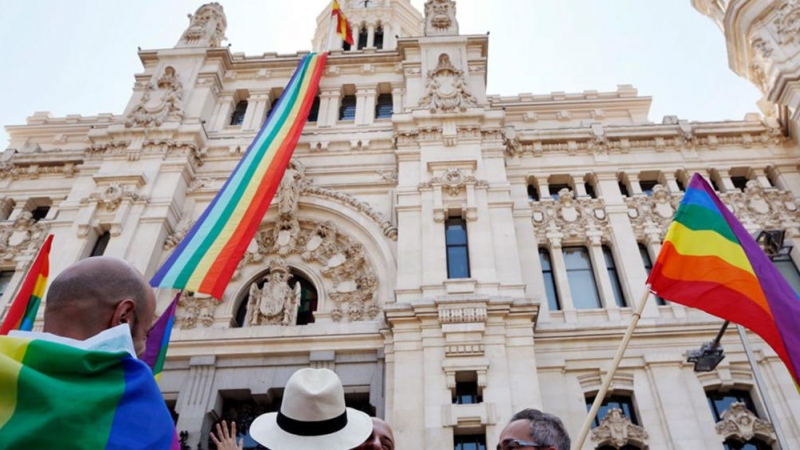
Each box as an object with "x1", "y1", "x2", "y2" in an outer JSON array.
[
  {"x1": 424, "y1": 0, "x2": 459, "y2": 36},
  {"x1": 625, "y1": 184, "x2": 682, "y2": 242},
  {"x1": 80, "y1": 182, "x2": 148, "y2": 212},
  {"x1": 418, "y1": 53, "x2": 477, "y2": 113},
  {"x1": 164, "y1": 216, "x2": 195, "y2": 250},
  {"x1": 178, "y1": 3, "x2": 227, "y2": 48},
  {"x1": 715, "y1": 402, "x2": 776, "y2": 443},
  {"x1": 590, "y1": 408, "x2": 649, "y2": 449},
  {"x1": 230, "y1": 160, "x2": 382, "y2": 323},
  {"x1": 531, "y1": 189, "x2": 609, "y2": 243},
  {"x1": 244, "y1": 258, "x2": 301, "y2": 326},
  {"x1": 125, "y1": 66, "x2": 184, "y2": 128},
  {"x1": 0, "y1": 212, "x2": 50, "y2": 262},
  {"x1": 774, "y1": 0, "x2": 800, "y2": 45},
  {"x1": 722, "y1": 180, "x2": 800, "y2": 235},
  {"x1": 177, "y1": 291, "x2": 218, "y2": 329},
  {"x1": 418, "y1": 167, "x2": 488, "y2": 196}
]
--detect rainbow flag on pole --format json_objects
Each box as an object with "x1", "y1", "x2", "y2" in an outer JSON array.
[
  {"x1": 142, "y1": 292, "x2": 179, "y2": 382},
  {"x1": 0, "y1": 333, "x2": 179, "y2": 449},
  {"x1": 151, "y1": 52, "x2": 328, "y2": 298},
  {"x1": 0, "y1": 234, "x2": 53, "y2": 335},
  {"x1": 648, "y1": 173, "x2": 800, "y2": 383}
]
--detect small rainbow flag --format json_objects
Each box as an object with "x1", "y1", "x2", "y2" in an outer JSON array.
[
  {"x1": 151, "y1": 52, "x2": 327, "y2": 298},
  {"x1": 142, "y1": 292, "x2": 179, "y2": 382},
  {"x1": 648, "y1": 173, "x2": 800, "y2": 383},
  {"x1": 0, "y1": 234, "x2": 53, "y2": 335},
  {"x1": 0, "y1": 334, "x2": 179, "y2": 448}
]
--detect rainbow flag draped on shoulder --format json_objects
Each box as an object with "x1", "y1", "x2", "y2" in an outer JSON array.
[
  {"x1": 0, "y1": 330, "x2": 178, "y2": 449},
  {"x1": 151, "y1": 52, "x2": 328, "y2": 298},
  {"x1": 0, "y1": 234, "x2": 53, "y2": 335},
  {"x1": 647, "y1": 173, "x2": 800, "y2": 384}
]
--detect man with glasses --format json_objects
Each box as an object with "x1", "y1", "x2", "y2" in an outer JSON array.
[{"x1": 496, "y1": 408, "x2": 570, "y2": 450}]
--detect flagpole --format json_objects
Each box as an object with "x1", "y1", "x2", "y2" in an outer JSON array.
[
  {"x1": 572, "y1": 287, "x2": 651, "y2": 450},
  {"x1": 325, "y1": 3, "x2": 335, "y2": 53},
  {"x1": 736, "y1": 325, "x2": 791, "y2": 450}
]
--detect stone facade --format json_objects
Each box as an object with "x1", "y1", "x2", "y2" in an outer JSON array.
[{"x1": 2, "y1": 2, "x2": 800, "y2": 449}]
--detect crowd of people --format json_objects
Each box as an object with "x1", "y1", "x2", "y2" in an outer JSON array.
[{"x1": 0, "y1": 256, "x2": 571, "y2": 450}]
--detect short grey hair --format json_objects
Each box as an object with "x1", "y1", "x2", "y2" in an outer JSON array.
[{"x1": 509, "y1": 408, "x2": 570, "y2": 450}]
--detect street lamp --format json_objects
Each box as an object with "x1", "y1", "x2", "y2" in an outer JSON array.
[
  {"x1": 755, "y1": 229, "x2": 788, "y2": 258},
  {"x1": 687, "y1": 321, "x2": 728, "y2": 372}
]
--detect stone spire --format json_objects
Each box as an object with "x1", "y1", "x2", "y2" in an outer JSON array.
[
  {"x1": 176, "y1": 3, "x2": 228, "y2": 48},
  {"x1": 424, "y1": 0, "x2": 459, "y2": 36}
]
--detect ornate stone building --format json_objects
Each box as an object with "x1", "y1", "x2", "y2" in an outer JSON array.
[{"x1": 2, "y1": 1, "x2": 800, "y2": 449}]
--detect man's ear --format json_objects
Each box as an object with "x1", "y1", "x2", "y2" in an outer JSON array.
[{"x1": 110, "y1": 299, "x2": 136, "y2": 328}]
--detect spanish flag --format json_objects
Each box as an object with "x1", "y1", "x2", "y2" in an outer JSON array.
[
  {"x1": 0, "y1": 234, "x2": 53, "y2": 335},
  {"x1": 332, "y1": 0, "x2": 354, "y2": 46}
]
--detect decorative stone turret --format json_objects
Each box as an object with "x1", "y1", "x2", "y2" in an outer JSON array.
[{"x1": 176, "y1": 2, "x2": 227, "y2": 48}]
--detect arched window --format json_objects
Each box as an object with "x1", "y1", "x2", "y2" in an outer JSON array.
[
  {"x1": 564, "y1": 247, "x2": 601, "y2": 309},
  {"x1": 230, "y1": 100, "x2": 248, "y2": 126},
  {"x1": 603, "y1": 246, "x2": 626, "y2": 307},
  {"x1": 358, "y1": 27, "x2": 368, "y2": 49},
  {"x1": 234, "y1": 270, "x2": 318, "y2": 327},
  {"x1": 527, "y1": 184, "x2": 539, "y2": 201},
  {"x1": 374, "y1": 25, "x2": 384, "y2": 49},
  {"x1": 375, "y1": 93, "x2": 393, "y2": 119}
]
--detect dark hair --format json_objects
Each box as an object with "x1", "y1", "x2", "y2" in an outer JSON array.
[{"x1": 509, "y1": 408, "x2": 570, "y2": 450}]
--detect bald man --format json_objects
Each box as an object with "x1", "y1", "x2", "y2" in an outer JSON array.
[
  {"x1": 43, "y1": 256, "x2": 156, "y2": 356},
  {"x1": 351, "y1": 418, "x2": 395, "y2": 450}
]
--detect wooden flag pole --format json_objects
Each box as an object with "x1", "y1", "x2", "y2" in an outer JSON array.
[
  {"x1": 736, "y1": 325, "x2": 790, "y2": 449},
  {"x1": 572, "y1": 286, "x2": 651, "y2": 450}
]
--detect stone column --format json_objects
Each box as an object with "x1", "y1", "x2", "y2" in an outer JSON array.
[
  {"x1": 661, "y1": 171, "x2": 682, "y2": 194},
  {"x1": 175, "y1": 356, "x2": 217, "y2": 449},
  {"x1": 355, "y1": 85, "x2": 377, "y2": 126},
  {"x1": 366, "y1": 23, "x2": 376, "y2": 48},
  {"x1": 715, "y1": 168, "x2": 736, "y2": 192},
  {"x1": 548, "y1": 237, "x2": 576, "y2": 322},
  {"x1": 243, "y1": 92, "x2": 273, "y2": 132},
  {"x1": 351, "y1": 24, "x2": 360, "y2": 50},
  {"x1": 391, "y1": 84, "x2": 405, "y2": 113},
  {"x1": 318, "y1": 87, "x2": 341, "y2": 128},
  {"x1": 749, "y1": 167, "x2": 773, "y2": 189},
  {"x1": 572, "y1": 174, "x2": 589, "y2": 198},
  {"x1": 210, "y1": 94, "x2": 234, "y2": 131},
  {"x1": 585, "y1": 236, "x2": 620, "y2": 318}
]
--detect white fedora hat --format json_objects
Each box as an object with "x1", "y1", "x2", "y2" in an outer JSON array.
[{"x1": 249, "y1": 368, "x2": 373, "y2": 450}]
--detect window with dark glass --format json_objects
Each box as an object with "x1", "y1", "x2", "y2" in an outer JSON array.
[
  {"x1": 603, "y1": 246, "x2": 626, "y2": 307},
  {"x1": 342, "y1": 40, "x2": 351, "y2": 51},
  {"x1": 165, "y1": 400, "x2": 179, "y2": 425},
  {"x1": 339, "y1": 95, "x2": 357, "y2": 121},
  {"x1": 539, "y1": 248, "x2": 560, "y2": 311},
  {"x1": 564, "y1": 247, "x2": 601, "y2": 309},
  {"x1": 307, "y1": 96, "x2": 320, "y2": 122},
  {"x1": 0, "y1": 271, "x2": 13, "y2": 298},
  {"x1": 30, "y1": 206, "x2": 50, "y2": 222},
  {"x1": 375, "y1": 93, "x2": 393, "y2": 119},
  {"x1": 706, "y1": 389, "x2": 758, "y2": 423},
  {"x1": 230, "y1": 100, "x2": 248, "y2": 126},
  {"x1": 358, "y1": 28, "x2": 368, "y2": 49},
  {"x1": 772, "y1": 253, "x2": 800, "y2": 294},
  {"x1": 640, "y1": 180, "x2": 658, "y2": 196},
  {"x1": 454, "y1": 434, "x2": 486, "y2": 450},
  {"x1": 618, "y1": 180, "x2": 630, "y2": 197},
  {"x1": 639, "y1": 244, "x2": 665, "y2": 305},
  {"x1": 90, "y1": 231, "x2": 111, "y2": 257},
  {"x1": 722, "y1": 439, "x2": 772, "y2": 450},
  {"x1": 374, "y1": 26, "x2": 384, "y2": 49},
  {"x1": 586, "y1": 395, "x2": 639, "y2": 428},
  {"x1": 446, "y1": 217, "x2": 470, "y2": 279},
  {"x1": 548, "y1": 183, "x2": 571, "y2": 200},
  {"x1": 527, "y1": 184, "x2": 539, "y2": 201},
  {"x1": 453, "y1": 371, "x2": 481, "y2": 404},
  {"x1": 731, "y1": 176, "x2": 749, "y2": 191},
  {"x1": 675, "y1": 177, "x2": 686, "y2": 192},
  {"x1": 585, "y1": 182, "x2": 597, "y2": 199}
]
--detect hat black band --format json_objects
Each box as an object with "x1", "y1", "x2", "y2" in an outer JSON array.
[{"x1": 276, "y1": 411, "x2": 349, "y2": 436}]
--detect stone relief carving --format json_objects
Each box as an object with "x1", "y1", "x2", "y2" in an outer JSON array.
[
  {"x1": 164, "y1": 216, "x2": 195, "y2": 250},
  {"x1": 143, "y1": 140, "x2": 206, "y2": 166},
  {"x1": 750, "y1": 36, "x2": 773, "y2": 58},
  {"x1": 590, "y1": 408, "x2": 649, "y2": 449},
  {"x1": 418, "y1": 167, "x2": 488, "y2": 197},
  {"x1": 178, "y1": 3, "x2": 227, "y2": 48},
  {"x1": 0, "y1": 162, "x2": 77, "y2": 180},
  {"x1": 244, "y1": 258, "x2": 301, "y2": 326},
  {"x1": 531, "y1": 189, "x2": 609, "y2": 243},
  {"x1": 86, "y1": 141, "x2": 130, "y2": 158},
  {"x1": 0, "y1": 212, "x2": 50, "y2": 262},
  {"x1": 229, "y1": 160, "x2": 382, "y2": 323},
  {"x1": 424, "y1": 0, "x2": 458, "y2": 36},
  {"x1": 177, "y1": 291, "x2": 217, "y2": 329},
  {"x1": 715, "y1": 402, "x2": 776, "y2": 443},
  {"x1": 774, "y1": 0, "x2": 800, "y2": 45},
  {"x1": 626, "y1": 184, "x2": 682, "y2": 242},
  {"x1": 418, "y1": 54, "x2": 477, "y2": 113},
  {"x1": 438, "y1": 305, "x2": 487, "y2": 324},
  {"x1": 125, "y1": 66, "x2": 184, "y2": 128},
  {"x1": 80, "y1": 182, "x2": 148, "y2": 212}
]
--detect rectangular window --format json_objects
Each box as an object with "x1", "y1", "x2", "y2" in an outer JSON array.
[
  {"x1": 90, "y1": 231, "x2": 111, "y2": 257},
  {"x1": 375, "y1": 94, "x2": 393, "y2": 119},
  {"x1": 564, "y1": 247, "x2": 601, "y2": 309},
  {"x1": 675, "y1": 177, "x2": 686, "y2": 192},
  {"x1": 30, "y1": 206, "x2": 50, "y2": 222},
  {"x1": 453, "y1": 372, "x2": 481, "y2": 404},
  {"x1": 603, "y1": 246, "x2": 626, "y2": 307},
  {"x1": 731, "y1": 176, "x2": 749, "y2": 191},
  {"x1": 640, "y1": 180, "x2": 658, "y2": 196},
  {"x1": 586, "y1": 395, "x2": 639, "y2": 427},
  {"x1": 445, "y1": 218, "x2": 470, "y2": 279},
  {"x1": 618, "y1": 180, "x2": 630, "y2": 197},
  {"x1": 539, "y1": 248, "x2": 560, "y2": 311},
  {"x1": 639, "y1": 244, "x2": 665, "y2": 305},
  {"x1": 0, "y1": 271, "x2": 14, "y2": 297},
  {"x1": 307, "y1": 96, "x2": 320, "y2": 122},
  {"x1": 527, "y1": 184, "x2": 539, "y2": 201},
  {"x1": 358, "y1": 28, "x2": 369, "y2": 50},
  {"x1": 706, "y1": 389, "x2": 757, "y2": 422},
  {"x1": 585, "y1": 182, "x2": 597, "y2": 199},
  {"x1": 339, "y1": 95, "x2": 357, "y2": 121},
  {"x1": 229, "y1": 100, "x2": 248, "y2": 126},
  {"x1": 548, "y1": 183, "x2": 571, "y2": 200},
  {"x1": 374, "y1": 26, "x2": 384, "y2": 49},
  {"x1": 454, "y1": 434, "x2": 486, "y2": 450},
  {"x1": 772, "y1": 253, "x2": 800, "y2": 294}
]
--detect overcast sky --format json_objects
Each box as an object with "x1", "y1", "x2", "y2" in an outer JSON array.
[{"x1": 0, "y1": 1, "x2": 762, "y2": 150}]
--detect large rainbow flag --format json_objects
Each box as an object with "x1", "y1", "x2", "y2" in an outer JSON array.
[
  {"x1": 151, "y1": 52, "x2": 327, "y2": 298},
  {"x1": 0, "y1": 333, "x2": 178, "y2": 448},
  {"x1": 142, "y1": 292, "x2": 179, "y2": 382},
  {"x1": 0, "y1": 234, "x2": 53, "y2": 335},
  {"x1": 648, "y1": 173, "x2": 800, "y2": 384}
]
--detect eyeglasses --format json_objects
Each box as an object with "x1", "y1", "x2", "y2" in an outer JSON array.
[{"x1": 497, "y1": 438, "x2": 542, "y2": 450}]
